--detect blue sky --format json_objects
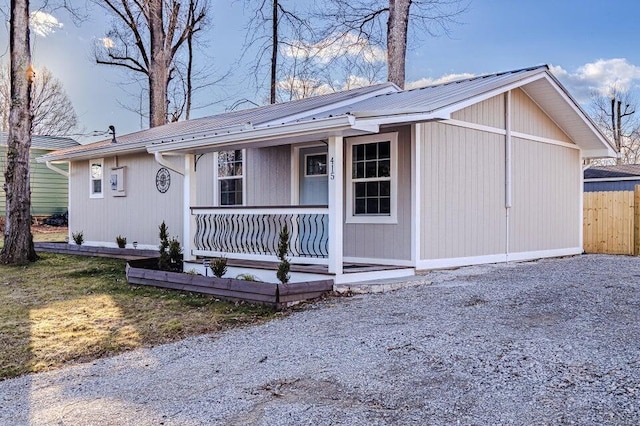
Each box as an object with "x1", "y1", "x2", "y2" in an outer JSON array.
[{"x1": 1, "y1": 0, "x2": 640, "y2": 143}]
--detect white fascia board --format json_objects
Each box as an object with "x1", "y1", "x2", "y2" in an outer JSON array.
[
  {"x1": 258, "y1": 86, "x2": 400, "y2": 128},
  {"x1": 147, "y1": 115, "x2": 356, "y2": 154},
  {"x1": 584, "y1": 176, "x2": 640, "y2": 183},
  {"x1": 582, "y1": 147, "x2": 618, "y2": 159}
]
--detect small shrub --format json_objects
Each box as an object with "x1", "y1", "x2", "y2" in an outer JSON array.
[
  {"x1": 212, "y1": 257, "x2": 228, "y2": 278},
  {"x1": 168, "y1": 238, "x2": 183, "y2": 272},
  {"x1": 72, "y1": 231, "x2": 84, "y2": 245},
  {"x1": 236, "y1": 273, "x2": 259, "y2": 282},
  {"x1": 116, "y1": 235, "x2": 127, "y2": 248},
  {"x1": 276, "y1": 225, "x2": 290, "y2": 284},
  {"x1": 158, "y1": 221, "x2": 170, "y2": 271}
]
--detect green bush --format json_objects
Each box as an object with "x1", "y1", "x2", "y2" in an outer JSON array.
[
  {"x1": 276, "y1": 225, "x2": 290, "y2": 284},
  {"x1": 72, "y1": 231, "x2": 84, "y2": 245},
  {"x1": 212, "y1": 257, "x2": 228, "y2": 278},
  {"x1": 158, "y1": 221, "x2": 170, "y2": 271},
  {"x1": 116, "y1": 235, "x2": 127, "y2": 248}
]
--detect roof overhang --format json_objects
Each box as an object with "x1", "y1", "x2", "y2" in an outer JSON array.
[
  {"x1": 519, "y1": 74, "x2": 617, "y2": 159},
  {"x1": 36, "y1": 143, "x2": 147, "y2": 163}
]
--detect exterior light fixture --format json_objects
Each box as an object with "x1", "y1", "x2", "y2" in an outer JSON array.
[
  {"x1": 133, "y1": 241, "x2": 138, "y2": 249},
  {"x1": 203, "y1": 258, "x2": 211, "y2": 277}
]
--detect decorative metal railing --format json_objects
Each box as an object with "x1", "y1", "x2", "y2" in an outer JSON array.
[{"x1": 192, "y1": 207, "x2": 329, "y2": 260}]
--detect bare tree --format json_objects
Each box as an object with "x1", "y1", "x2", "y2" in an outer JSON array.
[
  {"x1": 93, "y1": 0, "x2": 207, "y2": 127},
  {"x1": 2, "y1": 0, "x2": 37, "y2": 264},
  {"x1": 0, "y1": 65, "x2": 78, "y2": 136},
  {"x1": 242, "y1": 0, "x2": 313, "y2": 104},
  {"x1": 590, "y1": 87, "x2": 640, "y2": 165},
  {"x1": 316, "y1": 0, "x2": 468, "y2": 88}
]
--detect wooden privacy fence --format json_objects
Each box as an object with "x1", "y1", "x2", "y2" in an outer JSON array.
[{"x1": 583, "y1": 186, "x2": 640, "y2": 255}]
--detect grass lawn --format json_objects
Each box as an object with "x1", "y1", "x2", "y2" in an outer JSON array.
[{"x1": 0, "y1": 248, "x2": 276, "y2": 380}]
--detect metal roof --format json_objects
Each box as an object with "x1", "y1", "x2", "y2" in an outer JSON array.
[
  {"x1": 39, "y1": 82, "x2": 398, "y2": 161},
  {"x1": 0, "y1": 132, "x2": 79, "y2": 150},
  {"x1": 39, "y1": 64, "x2": 615, "y2": 161},
  {"x1": 301, "y1": 66, "x2": 550, "y2": 120},
  {"x1": 584, "y1": 164, "x2": 640, "y2": 179}
]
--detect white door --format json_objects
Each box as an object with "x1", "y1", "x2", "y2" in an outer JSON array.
[
  {"x1": 298, "y1": 146, "x2": 329, "y2": 257},
  {"x1": 299, "y1": 146, "x2": 328, "y2": 205}
]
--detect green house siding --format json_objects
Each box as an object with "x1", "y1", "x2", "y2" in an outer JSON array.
[{"x1": 0, "y1": 147, "x2": 69, "y2": 216}]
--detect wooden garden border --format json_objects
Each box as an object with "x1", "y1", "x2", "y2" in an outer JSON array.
[{"x1": 126, "y1": 258, "x2": 334, "y2": 309}]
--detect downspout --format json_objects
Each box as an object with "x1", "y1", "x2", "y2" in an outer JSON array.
[
  {"x1": 45, "y1": 161, "x2": 69, "y2": 177},
  {"x1": 505, "y1": 91, "x2": 512, "y2": 263},
  {"x1": 154, "y1": 152, "x2": 185, "y2": 176}
]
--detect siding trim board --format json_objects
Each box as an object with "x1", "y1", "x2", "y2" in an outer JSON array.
[
  {"x1": 417, "y1": 247, "x2": 582, "y2": 270},
  {"x1": 441, "y1": 119, "x2": 579, "y2": 151}
]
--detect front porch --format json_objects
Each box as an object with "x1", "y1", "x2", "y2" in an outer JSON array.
[{"x1": 187, "y1": 205, "x2": 415, "y2": 284}]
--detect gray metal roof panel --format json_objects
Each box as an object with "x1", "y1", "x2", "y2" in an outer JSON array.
[
  {"x1": 584, "y1": 164, "x2": 640, "y2": 179},
  {"x1": 297, "y1": 66, "x2": 549, "y2": 121},
  {"x1": 0, "y1": 132, "x2": 79, "y2": 150},
  {"x1": 43, "y1": 82, "x2": 399, "y2": 159}
]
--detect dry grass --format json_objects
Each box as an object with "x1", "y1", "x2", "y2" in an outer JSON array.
[
  {"x1": 31, "y1": 226, "x2": 68, "y2": 242},
  {"x1": 0, "y1": 252, "x2": 276, "y2": 380}
]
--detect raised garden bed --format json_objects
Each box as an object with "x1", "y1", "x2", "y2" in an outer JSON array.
[
  {"x1": 35, "y1": 242, "x2": 158, "y2": 259},
  {"x1": 126, "y1": 258, "x2": 334, "y2": 310}
]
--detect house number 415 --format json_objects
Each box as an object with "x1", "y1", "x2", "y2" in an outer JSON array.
[{"x1": 330, "y1": 157, "x2": 335, "y2": 180}]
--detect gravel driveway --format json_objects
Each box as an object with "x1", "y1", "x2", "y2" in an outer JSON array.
[{"x1": 1, "y1": 254, "x2": 639, "y2": 425}]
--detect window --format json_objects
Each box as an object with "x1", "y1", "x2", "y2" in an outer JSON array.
[
  {"x1": 89, "y1": 158, "x2": 104, "y2": 198},
  {"x1": 305, "y1": 153, "x2": 327, "y2": 176},
  {"x1": 217, "y1": 150, "x2": 244, "y2": 205},
  {"x1": 346, "y1": 133, "x2": 397, "y2": 223}
]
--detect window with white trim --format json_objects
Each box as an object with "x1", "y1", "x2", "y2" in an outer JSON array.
[
  {"x1": 346, "y1": 133, "x2": 398, "y2": 223},
  {"x1": 89, "y1": 158, "x2": 104, "y2": 198},
  {"x1": 217, "y1": 150, "x2": 244, "y2": 205}
]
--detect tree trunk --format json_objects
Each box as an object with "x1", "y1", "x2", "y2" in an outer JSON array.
[
  {"x1": 270, "y1": 0, "x2": 278, "y2": 104},
  {"x1": 387, "y1": 0, "x2": 411, "y2": 89},
  {"x1": 149, "y1": 0, "x2": 168, "y2": 127},
  {"x1": 185, "y1": 12, "x2": 193, "y2": 120},
  {"x1": 2, "y1": 0, "x2": 36, "y2": 264},
  {"x1": 616, "y1": 100, "x2": 623, "y2": 165}
]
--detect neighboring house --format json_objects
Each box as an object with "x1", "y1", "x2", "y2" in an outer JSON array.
[
  {"x1": 1, "y1": 133, "x2": 79, "y2": 217},
  {"x1": 584, "y1": 164, "x2": 640, "y2": 192},
  {"x1": 38, "y1": 65, "x2": 615, "y2": 283}
]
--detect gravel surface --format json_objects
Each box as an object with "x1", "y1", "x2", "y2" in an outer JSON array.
[{"x1": 1, "y1": 254, "x2": 639, "y2": 425}]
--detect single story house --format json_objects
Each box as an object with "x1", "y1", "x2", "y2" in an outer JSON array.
[
  {"x1": 1, "y1": 133, "x2": 79, "y2": 217},
  {"x1": 584, "y1": 164, "x2": 640, "y2": 192},
  {"x1": 38, "y1": 65, "x2": 615, "y2": 283}
]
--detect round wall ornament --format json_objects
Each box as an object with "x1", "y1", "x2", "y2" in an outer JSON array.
[{"x1": 156, "y1": 167, "x2": 171, "y2": 193}]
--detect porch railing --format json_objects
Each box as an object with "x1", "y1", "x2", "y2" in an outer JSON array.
[{"x1": 191, "y1": 206, "x2": 329, "y2": 262}]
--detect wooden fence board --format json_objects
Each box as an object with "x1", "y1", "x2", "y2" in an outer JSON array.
[{"x1": 583, "y1": 188, "x2": 638, "y2": 255}]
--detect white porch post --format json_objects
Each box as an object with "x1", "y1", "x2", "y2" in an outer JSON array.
[
  {"x1": 183, "y1": 154, "x2": 197, "y2": 262},
  {"x1": 411, "y1": 123, "x2": 422, "y2": 266},
  {"x1": 328, "y1": 135, "x2": 344, "y2": 275}
]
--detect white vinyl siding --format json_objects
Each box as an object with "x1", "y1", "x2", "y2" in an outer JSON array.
[
  {"x1": 343, "y1": 126, "x2": 411, "y2": 261},
  {"x1": 70, "y1": 153, "x2": 183, "y2": 248}
]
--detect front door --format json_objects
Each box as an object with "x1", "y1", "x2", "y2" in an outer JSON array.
[
  {"x1": 299, "y1": 146, "x2": 328, "y2": 205},
  {"x1": 298, "y1": 146, "x2": 329, "y2": 257}
]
